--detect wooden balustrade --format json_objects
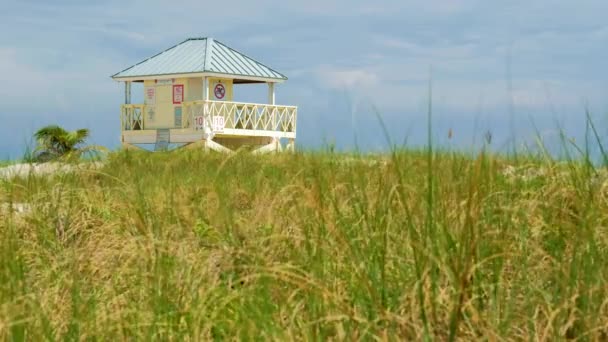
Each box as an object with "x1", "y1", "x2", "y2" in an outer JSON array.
[{"x1": 121, "y1": 101, "x2": 296, "y2": 138}]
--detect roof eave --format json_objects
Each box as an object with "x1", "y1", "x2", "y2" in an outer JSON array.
[{"x1": 111, "y1": 71, "x2": 287, "y2": 83}]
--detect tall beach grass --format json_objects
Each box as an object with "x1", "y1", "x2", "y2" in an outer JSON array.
[{"x1": 1, "y1": 138, "x2": 608, "y2": 340}]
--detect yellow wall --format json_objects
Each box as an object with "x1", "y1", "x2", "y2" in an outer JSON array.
[
  {"x1": 141, "y1": 77, "x2": 235, "y2": 129},
  {"x1": 143, "y1": 78, "x2": 188, "y2": 129},
  {"x1": 187, "y1": 78, "x2": 202, "y2": 102}
]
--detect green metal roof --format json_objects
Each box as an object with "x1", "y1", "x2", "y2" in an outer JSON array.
[{"x1": 112, "y1": 38, "x2": 287, "y2": 81}]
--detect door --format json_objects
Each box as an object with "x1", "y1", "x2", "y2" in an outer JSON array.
[{"x1": 174, "y1": 107, "x2": 182, "y2": 128}]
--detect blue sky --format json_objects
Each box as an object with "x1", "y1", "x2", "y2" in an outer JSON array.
[{"x1": 1, "y1": 0, "x2": 607, "y2": 158}]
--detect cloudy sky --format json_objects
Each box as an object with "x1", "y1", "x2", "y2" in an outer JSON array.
[{"x1": 1, "y1": 0, "x2": 607, "y2": 158}]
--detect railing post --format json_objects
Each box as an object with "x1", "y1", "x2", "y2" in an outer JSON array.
[
  {"x1": 203, "y1": 77, "x2": 209, "y2": 101},
  {"x1": 125, "y1": 81, "x2": 131, "y2": 104},
  {"x1": 267, "y1": 82, "x2": 275, "y2": 105},
  {"x1": 141, "y1": 105, "x2": 145, "y2": 130},
  {"x1": 293, "y1": 108, "x2": 297, "y2": 134},
  {"x1": 124, "y1": 106, "x2": 127, "y2": 131},
  {"x1": 204, "y1": 101, "x2": 210, "y2": 133}
]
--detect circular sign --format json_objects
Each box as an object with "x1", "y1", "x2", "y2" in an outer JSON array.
[{"x1": 214, "y1": 83, "x2": 226, "y2": 100}]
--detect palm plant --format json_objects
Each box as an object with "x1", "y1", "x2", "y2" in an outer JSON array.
[{"x1": 34, "y1": 125, "x2": 103, "y2": 162}]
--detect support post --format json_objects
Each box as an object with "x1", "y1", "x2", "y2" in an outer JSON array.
[
  {"x1": 203, "y1": 76, "x2": 210, "y2": 123},
  {"x1": 121, "y1": 142, "x2": 145, "y2": 151},
  {"x1": 267, "y1": 82, "x2": 275, "y2": 105},
  {"x1": 252, "y1": 138, "x2": 281, "y2": 154},
  {"x1": 125, "y1": 81, "x2": 132, "y2": 104},
  {"x1": 203, "y1": 76, "x2": 209, "y2": 101},
  {"x1": 180, "y1": 139, "x2": 232, "y2": 154},
  {"x1": 205, "y1": 138, "x2": 233, "y2": 153},
  {"x1": 286, "y1": 138, "x2": 295, "y2": 153}
]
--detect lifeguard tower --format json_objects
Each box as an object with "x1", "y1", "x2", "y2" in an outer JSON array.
[{"x1": 111, "y1": 38, "x2": 297, "y2": 153}]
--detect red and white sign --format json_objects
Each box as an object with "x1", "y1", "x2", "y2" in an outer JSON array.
[
  {"x1": 212, "y1": 116, "x2": 225, "y2": 132},
  {"x1": 213, "y1": 83, "x2": 226, "y2": 100},
  {"x1": 194, "y1": 116, "x2": 205, "y2": 130},
  {"x1": 193, "y1": 116, "x2": 225, "y2": 132},
  {"x1": 144, "y1": 87, "x2": 156, "y2": 105},
  {"x1": 173, "y1": 84, "x2": 184, "y2": 104}
]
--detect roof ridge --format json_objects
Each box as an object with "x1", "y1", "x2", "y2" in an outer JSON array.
[{"x1": 204, "y1": 38, "x2": 214, "y2": 72}]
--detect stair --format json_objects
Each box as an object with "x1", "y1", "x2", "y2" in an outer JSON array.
[{"x1": 154, "y1": 129, "x2": 170, "y2": 151}]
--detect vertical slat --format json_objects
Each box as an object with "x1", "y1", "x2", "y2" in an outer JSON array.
[
  {"x1": 120, "y1": 106, "x2": 125, "y2": 131},
  {"x1": 125, "y1": 82, "x2": 131, "y2": 105},
  {"x1": 267, "y1": 83, "x2": 275, "y2": 105},
  {"x1": 157, "y1": 100, "x2": 297, "y2": 135},
  {"x1": 203, "y1": 77, "x2": 209, "y2": 101}
]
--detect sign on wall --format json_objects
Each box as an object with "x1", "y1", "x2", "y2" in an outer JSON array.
[
  {"x1": 212, "y1": 81, "x2": 226, "y2": 101},
  {"x1": 212, "y1": 116, "x2": 225, "y2": 132},
  {"x1": 156, "y1": 79, "x2": 174, "y2": 86},
  {"x1": 144, "y1": 87, "x2": 156, "y2": 105},
  {"x1": 147, "y1": 107, "x2": 155, "y2": 121},
  {"x1": 173, "y1": 84, "x2": 184, "y2": 104},
  {"x1": 193, "y1": 116, "x2": 225, "y2": 132},
  {"x1": 194, "y1": 116, "x2": 205, "y2": 131}
]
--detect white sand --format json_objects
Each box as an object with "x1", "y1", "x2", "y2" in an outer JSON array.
[{"x1": 0, "y1": 162, "x2": 104, "y2": 180}]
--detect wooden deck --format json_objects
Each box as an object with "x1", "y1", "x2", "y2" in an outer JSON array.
[{"x1": 120, "y1": 100, "x2": 297, "y2": 145}]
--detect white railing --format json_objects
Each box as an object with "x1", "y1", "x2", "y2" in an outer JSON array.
[
  {"x1": 121, "y1": 104, "x2": 145, "y2": 131},
  {"x1": 182, "y1": 100, "x2": 297, "y2": 136},
  {"x1": 121, "y1": 101, "x2": 297, "y2": 137}
]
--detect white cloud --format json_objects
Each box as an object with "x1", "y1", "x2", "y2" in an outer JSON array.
[
  {"x1": 0, "y1": 46, "x2": 122, "y2": 115},
  {"x1": 0, "y1": 48, "x2": 52, "y2": 106},
  {"x1": 373, "y1": 35, "x2": 479, "y2": 61},
  {"x1": 316, "y1": 67, "x2": 380, "y2": 90},
  {"x1": 374, "y1": 36, "x2": 422, "y2": 51},
  {"x1": 310, "y1": 59, "x2": 603, "y2": 115},
  {"x1": 243, "y1": 35, "x2": 275, "y2": 47}
]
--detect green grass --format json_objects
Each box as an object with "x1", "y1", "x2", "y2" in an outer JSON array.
[{"x1": 1, "y1": 148, "x2": 608, "y2": 340}]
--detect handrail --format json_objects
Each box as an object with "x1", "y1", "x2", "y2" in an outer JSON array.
[
  {"x1": 120, "y1": 104, "x2": 145, "y2": 131},
  {"x1": 182, "y1": 100, "x2": 297, "y2": 135},
  {"x1": 183, "y1": 99, "x2": 298, "y2": 109},
  {"x1": 121, "y1": 101, "x2": 297, "y2": 136}
]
